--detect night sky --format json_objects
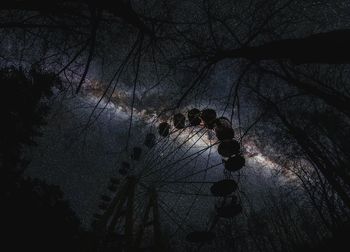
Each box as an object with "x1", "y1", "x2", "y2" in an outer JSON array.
[
  {"x1": 2, "y1": 1, "x2": 350, "y2": 251},
  {"x1": 23, "y1": 82, "x2": 307, "y2": 250}
]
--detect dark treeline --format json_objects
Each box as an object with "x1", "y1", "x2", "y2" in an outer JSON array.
[
  {"x1": 1, "y1": 0, "x2": 350, "y2": 251},
  {"x1": 0, "y1": 68, "x2": 98, "y2": 251}
]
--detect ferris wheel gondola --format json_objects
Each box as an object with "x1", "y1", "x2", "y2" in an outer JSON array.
[
  {"x1": 187, "y1": 108, "x2": 201, "y2": 126},
  {"x1": 210, "y1": 179, "x2": 238, "y2": 197}
]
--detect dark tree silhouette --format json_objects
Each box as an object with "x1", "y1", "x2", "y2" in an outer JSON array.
[
  {"x1": 0, "y1": 67, "x2": 56, "y2": 180},
  {"x1": 213, "y1": 29, "x2": 350, "y2": 64},
  {"x1": 0, "y1": 67, "x2": 95, "y2": 252},
  {"x1": 2, "y1": 177, "x2": 84, "y2": 251}
]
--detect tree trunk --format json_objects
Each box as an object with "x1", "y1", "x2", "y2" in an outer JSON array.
[{"x1": 217, "y1": 29, "x2": 350, "y2": 64}]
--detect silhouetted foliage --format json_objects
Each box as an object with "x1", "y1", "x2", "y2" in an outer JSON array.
[
  {"x1": 0, "y1": 67, "x2": 58, "y2": 180},
  {"x1": 0, "y1": 67, "x2": 95, "y2": 252},
  {"x1": 2, "y1": 177, "x2": 83, "y2": 251}
]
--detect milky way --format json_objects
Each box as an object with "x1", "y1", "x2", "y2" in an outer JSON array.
[{"x1": 25, "y1": 87, "x2": 287, "y2": 249}]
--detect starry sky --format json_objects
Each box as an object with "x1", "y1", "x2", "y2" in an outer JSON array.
[{"x1": 24, "y1": 83, "x2": 287, "y2": 246}]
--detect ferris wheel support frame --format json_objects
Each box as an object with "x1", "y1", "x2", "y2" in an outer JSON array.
[{"x1": 94, "y1": 176, "x2": 166, "y2": 251}]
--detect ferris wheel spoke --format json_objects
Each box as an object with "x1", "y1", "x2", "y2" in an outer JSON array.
[
  {"x1": 147, "y1": 125, "x2": 192, "y2": 161},
  {"x1": 144, "y1": 142, "x2": 209, "y2": 178},
  {"x1": 157, "y1": 162, "x2": 223, "y2": 187},
  {"x1": 155, "y1": 180, "x2": 216, "y2": 184},
  {"x1": 155, "y1": 131, "x2": 214, "y2": 180},
  {"x1": 175, "y1": 173, "x2": 209, "y2": 233},
  {"x1": 159, "y1": 175, "x2": 207, "y2": 196},
  {"x1": 158, "y1": 165, "x2": 212, "y2": 198},
  {"x1": 158, "y1": 196, "x2": 198, "y2": 230},
  {"x1": 158, "y1": 190, "x2": 214, "y2": 197},
  {"x1": 156, "y1": 152, "x2": 202, "y2": 185},
  {"x1": 159, "y1": 176, "x2": 213, "y2": 238},
  {"x1": 159, "y1": 137, "x2": 211, "y2": 186},
  {"x1": 158, "y1": 200, "x2": 189, "y2": 233},
  {"x1": 133, "y1": 193, "x2": 148, "y2": 221},
  {"x1": 141, "y1": 136, "x2": 179, "y2": 175},
  {"x1": 142, "y1": 127, "x2": 206, "y2": 176},
  {"x1": 174, "y1": 128, "x2": 210, "y2": 161},
  {"x1": 146, "y1": 126, "x2": 206, "y2": 167},
  {"x1": 143, "y1": 126, "x2": 176, "y2": 158},
  {"x1": 156, "y1": 147, "x2": 214, "y2": 186},
  {"x1": 141, "y1": 140, "x2": 218, "y2": 180}
]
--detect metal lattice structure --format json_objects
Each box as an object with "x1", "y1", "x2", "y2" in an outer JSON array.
[{"x1": 91, "y1": 108, "x2": 247, "y2": 251}]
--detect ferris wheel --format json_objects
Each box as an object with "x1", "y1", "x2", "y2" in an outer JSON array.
[{"x1": 91, "y1": 107, "x2": 246, "y2": 251}]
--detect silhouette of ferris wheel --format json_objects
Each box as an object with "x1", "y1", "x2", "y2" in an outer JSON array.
[{"x1": 92, "y1": 107, "x2": 246, "y2": 251}]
